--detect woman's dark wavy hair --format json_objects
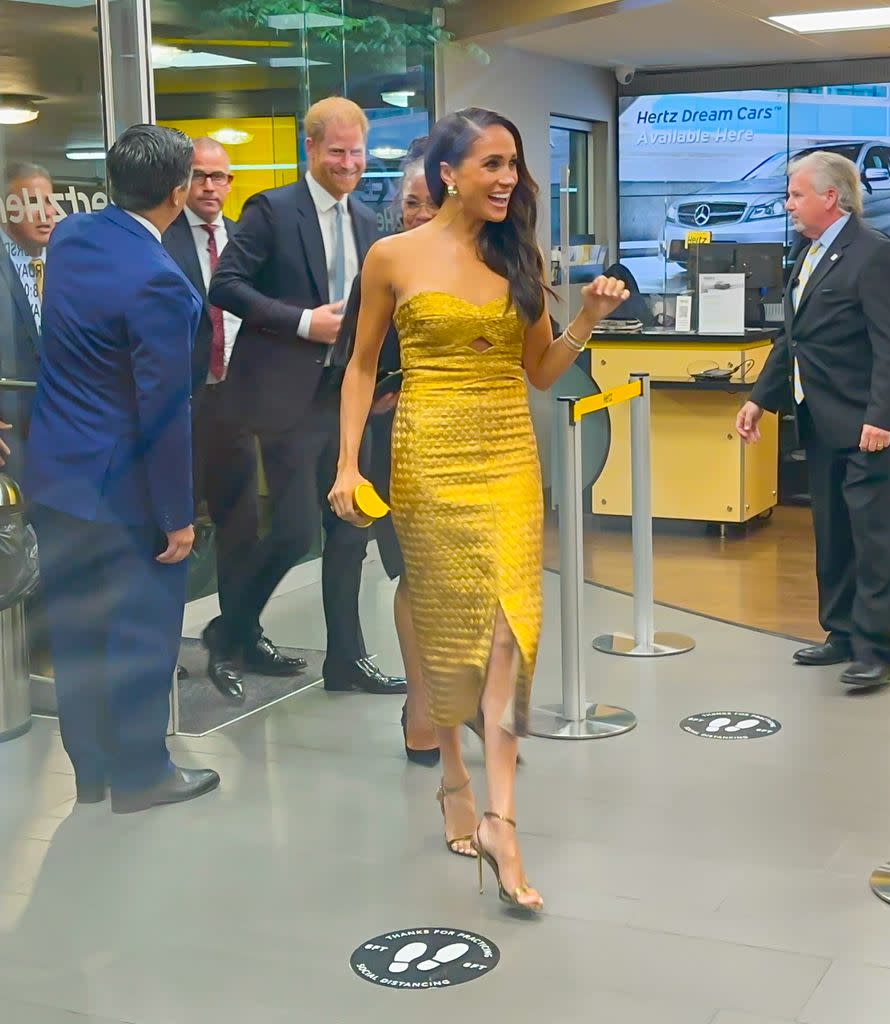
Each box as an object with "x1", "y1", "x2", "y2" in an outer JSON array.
[{"x1": 424, "y1": 108, "x2": 547, "y2": 325}]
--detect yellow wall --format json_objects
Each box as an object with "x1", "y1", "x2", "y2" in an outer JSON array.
[{"x1": 157, "y1": 116, "x2": 299, "y2": 219}]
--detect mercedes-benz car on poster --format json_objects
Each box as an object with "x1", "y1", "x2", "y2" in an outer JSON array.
[
  {"x1": 619, "y1": 85, "x2": 890, "y2": 293},
  {"x1": 663, "y1": 141, "x2": 890, "y2": 257}
]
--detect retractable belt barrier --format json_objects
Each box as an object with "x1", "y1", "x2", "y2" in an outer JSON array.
[{"x1": 529, "y1": 372, "x2": 694, "y2": 742}]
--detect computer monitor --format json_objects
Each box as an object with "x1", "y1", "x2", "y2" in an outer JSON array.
[{"x1": 693, "y1": 242, "x2": 784, "y2": 325}]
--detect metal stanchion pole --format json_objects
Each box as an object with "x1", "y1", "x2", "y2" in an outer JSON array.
[
  {"x1": 593, "y1": 374, "x2": 695, "y2": 657},
  {"x1": 870, "y1": 862, "x2": 890, "y2": 904},
  {"x1": 529, "y1": 398, "x2": 636, "y2": 740}
]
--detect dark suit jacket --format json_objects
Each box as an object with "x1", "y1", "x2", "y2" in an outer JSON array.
[
  {"x1": 208, "y1": 178, "x2": 379, "y2": 432},
  {"x1": 751, "y1": 215, "x2": 890, "y2": 449},
  {"x1": 0, "y1": 247, "x2": 42, "y2": 481},
  {"x1": 25, "y1": 205, "x2": 202, "y2": 531},
  {"x1": 325, "y1": 275, "x2": 400, "y2": 388},
  {"x1": 162, "y1": 211, "x2": 237, "y2": 395}
]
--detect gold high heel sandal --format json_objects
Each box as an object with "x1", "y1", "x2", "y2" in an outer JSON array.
[
  {"x1": 472, "y1": 811, "x2": 544, "y2": 912},
  {"x1": 436, "y1": 777, "x2": 478, "y2": 858}
]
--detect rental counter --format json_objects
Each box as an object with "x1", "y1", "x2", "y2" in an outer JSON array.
[{"x1": 587, "y1": 329, "x2": 780, "y2": 526}]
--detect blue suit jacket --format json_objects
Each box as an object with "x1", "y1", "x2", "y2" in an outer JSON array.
[{"x1": 25, "y1": 205, "x2": 202, "y2": 532}]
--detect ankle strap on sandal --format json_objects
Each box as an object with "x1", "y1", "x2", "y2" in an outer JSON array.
[
  {"x1": 483, "y1": 810, "x2": 517, "y2": 828},
  {"x1": 438, "y1": 776, "x2": 471, "y2": 797}
]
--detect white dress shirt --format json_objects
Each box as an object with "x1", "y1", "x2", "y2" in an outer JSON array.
[
  {"x1": 184, "y1": 206, "x2": 242, "y2": 380},
  {"x1": 297, "y1": 171, "x2": 360, "y2": 343},
  {"x1": 122, "y1": 208, "x2": 163, "y2": 243},
  {"x1": 1, "y1": 231, "x2": 44, "y2": 333}
]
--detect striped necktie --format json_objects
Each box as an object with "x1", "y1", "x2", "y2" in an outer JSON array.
[{"x1": 792, "y1": 241, "x2": 820, "y2": 404}]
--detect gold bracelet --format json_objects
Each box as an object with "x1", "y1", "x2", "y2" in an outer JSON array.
[{"x1": 558, "y1": 330, "x2": 585, "y2": 353}]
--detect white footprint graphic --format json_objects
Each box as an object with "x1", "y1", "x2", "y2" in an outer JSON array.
[
  {"x1": 388, "y1": 942, "x2": 427, "y2": 973},
  {"x1": 417, "y1": 942, "x2": 470, "y2": 972},
  {"x1": 724, "y1": 718, "x2": 760, "y2": 733},
  {"x1": 705, "y1": 717, "x2": 732, "y2": 733}
]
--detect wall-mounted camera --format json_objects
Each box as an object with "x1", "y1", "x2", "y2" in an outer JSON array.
[{"x1": 614, "y1": 66, "x2": 635, "y2": 86}]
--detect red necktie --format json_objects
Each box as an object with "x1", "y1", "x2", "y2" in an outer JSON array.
[{"x1": 200, "y1": 223, "x2": 226, "y2": 381}]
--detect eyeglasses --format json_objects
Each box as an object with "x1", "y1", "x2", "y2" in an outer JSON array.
[
  {"x1": 192, "y1": 171, "x2": 233, "y2": 185},
  {"x1": 403, "y1": 198, "x2": 439, "y2": 212}
]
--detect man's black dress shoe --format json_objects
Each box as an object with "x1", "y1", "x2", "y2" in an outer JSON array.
[
  {"x1": 243, "y1": 634, "x2": 307, "y2": 676},
  {"x1": 207, "y1": 652, "x2": 245, "y2": 702},
  {"x1": 841, "y1": 662, "x2": 890, "y2": 688},
  {"x1": 111, "y1": 766, "x2": 220, "y2": 814},
  {"x1": 324, "y1": 658, "x2": 407, "y2": 694},
  {"x1": 202, "y1": 624, "x2": 245, "y2": 702},
  {"x1": 76, "y1": 780, "x2": 107, "y2": 804},
  {"x1": 793, "y1": 640, "x2": 853, "y2": 666}
]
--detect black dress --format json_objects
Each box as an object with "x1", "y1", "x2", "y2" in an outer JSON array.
[{"x1": 331, "y1": 279, "x2": 405, "y2": 580}]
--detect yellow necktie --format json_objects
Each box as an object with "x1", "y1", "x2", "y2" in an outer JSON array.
[
  {"x1": 30, "y1": 258, "x2": 44, "y2": 303},
  {"x1": 793, "y1": 242, "x2": 820, "y2": 403}
]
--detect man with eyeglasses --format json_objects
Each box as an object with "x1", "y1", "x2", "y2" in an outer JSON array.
[{"x1": 164, "y1": 138, "x2": 304, "y2": 699}]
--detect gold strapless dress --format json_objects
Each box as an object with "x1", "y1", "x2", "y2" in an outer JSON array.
[{"x1": 391, "y1": 291, "x2": 543, "y2": 735}]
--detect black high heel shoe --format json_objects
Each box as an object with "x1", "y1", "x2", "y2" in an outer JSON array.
[
  {"x1": 401, "y1": 703, "x2": 440, "y2": 767},
  {"x1": 464, "y1": 713, "x2": 524, "y2": 766}
]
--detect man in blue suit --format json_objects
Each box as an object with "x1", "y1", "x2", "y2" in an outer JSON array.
[{"x1": 26, "y1": 124, "x2": 220, "y2": 813}]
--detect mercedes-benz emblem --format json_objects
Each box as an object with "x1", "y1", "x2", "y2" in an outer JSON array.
[{"x1": 693, "y1": 203, "x2": 711, "y2": 227}]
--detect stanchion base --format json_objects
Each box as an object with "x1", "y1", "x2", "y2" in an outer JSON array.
[
  {"x1": 528, "y1": 702, "x2": 637, "y2": 740},
  {"x1": 870, "y1": 863, "x2": 890, "y2": 904},
  {"x1": 592, "y1": 631, "x2": 695, "y2": 657}
]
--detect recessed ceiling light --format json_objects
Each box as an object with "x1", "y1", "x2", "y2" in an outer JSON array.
[
  {"x1": 208, "y1": 128, "x2": 254, "y2": 146},
  {"x1": 0, "y1": 95, "x2": 40, "y2": 125},
  {"x1": 151, "y1": 44, "x2": 254, "y2": 69},
  {"x1": 66, "y1": 149, "x2": 105, "y2": 160},
  {"x1": 769, "y1": 6, "x2": 890, "y2": 33},
  {"x1": 370, "y1": 146, "x2": 408, "y2": 160},
  {"x1": 381, "y1": 90, "x2": 416, "y2": 108}
]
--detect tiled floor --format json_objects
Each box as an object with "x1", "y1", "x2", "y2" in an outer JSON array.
[{"x1": 2, "y1": 553, "x2": 890, "y2": 1023}]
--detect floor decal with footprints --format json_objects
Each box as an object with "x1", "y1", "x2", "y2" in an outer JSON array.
[
  {"x1": 350, "y1": 928, "x2": 500, "y2": 989},
  {"x1": 680, "y1": 711, "x2": 782, "y2": 740}
]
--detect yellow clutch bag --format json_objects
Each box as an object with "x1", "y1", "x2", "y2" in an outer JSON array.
[{"x1": 353, "y1": 483, "x2": 390, "y2": 528}]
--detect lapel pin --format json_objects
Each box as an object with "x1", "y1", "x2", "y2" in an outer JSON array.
[{"x1": 830, "y1": 252, "x2": 839, "y2": 261}]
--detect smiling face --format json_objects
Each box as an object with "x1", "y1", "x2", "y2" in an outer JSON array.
[
  {"x1": 441, "y1": 124, "x2": 519, "y2": 223},
  {"x1": 306, "y1": 119, "x2": 367, "y2": 201},
  {"x1": 401, "y1": 165, "x2": 438, "y2": 231}
]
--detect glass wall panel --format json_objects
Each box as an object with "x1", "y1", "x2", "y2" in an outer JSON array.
[
  {"x1": 149, "y1": 0, "x2": 435, "y2": 595},
  {"x1": 0, "y1": 0, "x2": 108, "y2": 680}
]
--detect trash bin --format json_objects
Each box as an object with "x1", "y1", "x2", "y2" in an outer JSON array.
[{"x1": 0, "y1": 474, "x2": 39, "y2": 743}]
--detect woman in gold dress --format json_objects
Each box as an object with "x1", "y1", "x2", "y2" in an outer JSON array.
[{"x1": 330, "y1": 108, "x2": 629, "y2": 912}]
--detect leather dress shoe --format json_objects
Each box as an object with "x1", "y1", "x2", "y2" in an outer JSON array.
[
  {"x1": 202, "y1": 623, "x2": 245, "y2": 702},
  {"x1": 111, "y1": 766, "x2": 220, "y2": 814},
  {"x1": 243, "y1": 634, "x2": 307, "y2": 677},
  {"x1": 207, "y1": 652, "x2": 245, "y2": 702},
  {"x1": 793, "y1": 640, "x2": 853, "y2": 666},
  {"x1": 841, "y1": 662, "x2": 890, "y2": 688},
  {"x1": 324, "y1": 658, "x2": 407, "y2": 694},
  {"x1": 76, "y1": 779, "x2": 107, "y2": 804}
]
